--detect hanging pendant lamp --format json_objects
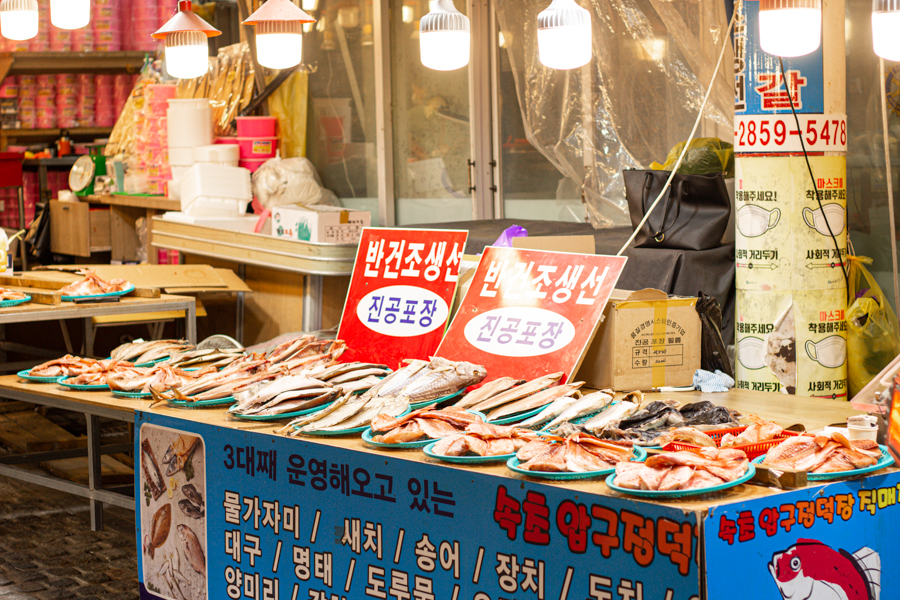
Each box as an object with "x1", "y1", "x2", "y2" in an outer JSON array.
[
  {"x1": 243, "y1": 0, "x2": 316, "y2": 70},
  {"x1": 419, "y1": 0, "x2": 470, "y2": 71},
  {"x1": 50, "y1": 0, "x2": 90, "y2": 30},
  {"x1": 152, "y1": 0, "x2": 221, "y2": 80},
  {"x1": 872, "y1": 0, "x2": 900, "y2": 61},
  {"x1": 0, "y1": 0, "x2": 38, "y2": 41},
  {"x1": 759, "y1": 0, "x2": 821, "y2": 57},
  {"x1": 537, "y1": 0, "x2": 592, "y2": 70}
]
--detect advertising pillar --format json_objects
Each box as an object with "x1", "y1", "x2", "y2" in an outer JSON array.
[{"x1": 733, "y1": 0, "x2": 848, "y2": 398}]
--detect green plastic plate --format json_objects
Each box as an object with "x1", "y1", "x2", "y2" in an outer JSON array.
[
  {"x1": 605, "y1": 463, "x2": 756, "y2": 498},
  {"x1": 424, "y1": 441, "x2": 519, "y2": 464},
  {"x1": 17, "y1": 369, "x2": 63, "y2": 383},
  {"x1": 361, "y1": 409, "x2": 485, "y2": 449},
  {"x1": 57, "y1": 378, "x2": 110, "y2": 391},
  {"x1": 165, "y1": 396, "x2": 236, "y2": 409},
  {"x1": 111, "y1": 390, "x2": 152, "y2": 399},
  {"x1": 0, "y1": 295, "x2": 30, "y2": 308},
  {"x1": 506, "y1": 446, "x2": 648, "y2": 480}
]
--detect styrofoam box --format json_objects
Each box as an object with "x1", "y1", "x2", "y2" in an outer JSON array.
[
  {"x1": 179, "y1": 163, "x2": 252, "y2": 217},
  {"x1": 161, "y1": 212, "x2": 260, "y2": 233}
]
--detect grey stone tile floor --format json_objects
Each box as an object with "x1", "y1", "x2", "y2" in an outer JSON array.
[{"x1": 0, "y1": 474, "x2": 139, "y2": 599}]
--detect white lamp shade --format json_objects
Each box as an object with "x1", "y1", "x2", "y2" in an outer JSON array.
[
  {"x1": 0, "y1": 0, "x2": 39, "y2": 41},
  {"x1": 255, "y1": 20, "x2": 303, "y2": 70},
  {"x1": 50, "y1": 0, "x2": 90, "y2": 30},
  {"x1": 537, "y1": 0, "x2": 592, "y2": 70},
  {"x1": 165, "y1": 31, "x2": 210, "y2": 79},
  {"x1": 419, "y1": 0, "x2": 470, "y2": 70},
  {"x1": 873, "y1": 10, "x2": 900, "y2": 61},
  {"x1": 759, "y1": 7, "x2": 821, "y2": 57},
  {"x1": 420, "y1": 30, "x2": 470, "y2": 70}
]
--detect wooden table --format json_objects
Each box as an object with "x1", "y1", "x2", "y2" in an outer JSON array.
[
  {"x1": 81, "y1": 195, "x2": 182, "y2": 264},
  {"x1": 0, "y1": 294, "x2": 197, "y2": 371}
]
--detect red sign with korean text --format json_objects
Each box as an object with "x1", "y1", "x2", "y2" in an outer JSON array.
[
  {"x1": 337, "y1": 228, "x2": 468, "y2": 370},
  {"x1": 436, "y1": 247, "x2": 626, "y2": 384}
]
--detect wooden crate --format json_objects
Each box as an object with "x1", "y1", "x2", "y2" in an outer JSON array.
[{"x1": 49, "y1": 200, "x2": 111, "y2": 257}]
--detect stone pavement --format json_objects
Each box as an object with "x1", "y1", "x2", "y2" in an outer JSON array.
[{"x1": 0, "y1": 474, "x2": 139, "y2": 600}]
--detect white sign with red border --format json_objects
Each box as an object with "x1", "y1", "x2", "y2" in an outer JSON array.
[{"x1": 734, "y1": 113, "x2": 847, "y2": 153}]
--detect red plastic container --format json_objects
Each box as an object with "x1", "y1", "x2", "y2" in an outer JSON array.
[
  {"x1": 236, "y1": 137, "x2": 277, "y2": 159},
  {"x1": 662, "y1": 427, "x2": 803, "y2": 460},
  {"x1": 239, "y1": 158, "x2": 268, "y2": 174},
  {"x1": 236, "y1": 116, "x2": 277, "y2": 138}
]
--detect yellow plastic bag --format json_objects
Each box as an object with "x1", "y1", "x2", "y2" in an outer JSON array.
[
  {"x1": 267, "y1": 70, "x2": 309, "y2": 159},
  {"x1": 650, "y1": 137, "x2": 734, "y2": 178},
  {"x1": 847, "y1": 255, "x2": 900, "y2": 398}
]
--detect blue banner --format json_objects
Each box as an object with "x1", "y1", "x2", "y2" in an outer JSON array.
[
  {"x1": 734, "y1": 0, "x2": 824, "y2": 115},
  {"x1": 135, "y1": 411, "x2": 701, "y2": 600},
  {"x1": 704, "y1": 471, "x2": 900, "y2": 599}
]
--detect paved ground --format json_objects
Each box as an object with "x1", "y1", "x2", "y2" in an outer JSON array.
[{"x1": 0, "y1": 474, "x2": 139, "y2": 600}]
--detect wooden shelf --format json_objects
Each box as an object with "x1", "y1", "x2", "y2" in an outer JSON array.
[
  {"x1": 2, "y1": 127, "x2": 113, "y2": 139},
  {"x1": 85, "y1": 194, "x2": 182, "y2": 212},
  {"x1": 0, "y1": 51, "x2": 150, "y2": 80}
]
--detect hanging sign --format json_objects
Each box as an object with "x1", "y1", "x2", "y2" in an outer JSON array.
[
  {"x1": 435, "y1": 247, "x2": 626, "y2": 384},
  {"x1": 336, "y1": 228, "x2": 468, "y2": 370}
]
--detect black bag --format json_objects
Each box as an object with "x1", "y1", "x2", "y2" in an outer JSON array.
[
  {"x1": 696, "y1": 291, "x2": 733, "y2": 378},
  {"x1": 624, "y1": 170, "x2": 731, "y2": 251}
]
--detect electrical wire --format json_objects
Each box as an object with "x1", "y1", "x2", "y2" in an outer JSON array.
[
  {"x1": 777, "y1": 56, "x2": 850, "y2": 303},
  {"x1": 616, "y1": 6, "x2": 737, "y2": 257}
]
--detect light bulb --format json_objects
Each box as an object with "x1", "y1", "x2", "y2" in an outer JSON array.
[
  {"x1": 873, "y1": 3, "x2": 900, "y2": 61},
  {"x1": 165, "y1": 31, "x2": 209, "y2": 79},
  {"x1": 537, "y1": 0, "x2": 592, "y2": 70},
  {"x1": 758, "y1": 0, "x2": 821, "y2": 57},
  {"x1": 50, "y1": 0, "x2": 90, "y2": 30},
  {"x1": 0, "y1": 0, "x2": 39, "y2": 41},
  {"x1": 419, "y1": 0, "x2": 470, "y2": 71},
  {"x1": 256, "y1": 21, "x2": 303, "y2": 69}
]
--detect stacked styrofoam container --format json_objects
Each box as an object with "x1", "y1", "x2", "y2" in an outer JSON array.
[
  {"x1": 168, "y1": 98, "x2": 213, "y2": 184},
  {"x1": 35, "y1": 75, "x2": 56, "y2": 130},
  {"x1": 76, "y1": 74, "x2": 95, "y2": 127},
  {"x1": 17, "y1": 76, "x2": 36, "y2": 129},
  {"x1": 95, "y1": 74, "x2": 116, "y2": 127},
  {"x1": 180, "y1": 163, "x2": 252, "y2": 217},
  {"x1": 56, "y1": 74, "x2": 77, "y2": 128},
  {"x1": 92, "y1": 0, "x2": 123, "y2": 52}
]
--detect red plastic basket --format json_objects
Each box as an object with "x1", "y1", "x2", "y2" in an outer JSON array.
[{"x1": 662, "y1": 426, "x2": 802, "y2": 460}]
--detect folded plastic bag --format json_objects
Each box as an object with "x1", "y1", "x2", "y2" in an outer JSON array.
[
  {"x1": 491, "y1": 225, "x2": 528, "y2": 249},
  {"x1": 251, "y1": 156, "x2": 339, "y2": 210}
]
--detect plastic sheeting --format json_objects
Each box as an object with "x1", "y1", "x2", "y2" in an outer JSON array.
[{"x1": 494, "y1": 0, "x2": 734, "y2": 228}]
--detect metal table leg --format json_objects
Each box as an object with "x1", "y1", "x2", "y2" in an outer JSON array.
[
  {"x1": 303, "y1": 274, "x2": 324, "y2": 333},
  {"x1": 83, "y1": 318, "x2": 95, "y2": 357},
  {"x1": 235, "y1": 291, "x2": 245, "y2": 345},
  {"x1": 86, "y1": 414, "x2": 103, "y2": 531}
]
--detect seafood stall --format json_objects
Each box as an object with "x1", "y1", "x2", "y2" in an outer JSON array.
[{"x1": 0, "y1": 330, "x2": 896, "y2": 599}]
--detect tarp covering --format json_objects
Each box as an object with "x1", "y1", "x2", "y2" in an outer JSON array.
[{"x1": 494, "y1": 0, "x2": 734, "y2": 228}]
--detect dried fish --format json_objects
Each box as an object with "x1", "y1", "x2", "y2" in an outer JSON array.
[
  {"x1": 453, "y1": 377, "x2": 525, "y2": 409},
  {"x1": 146, "y1": 504, "x2": 171, "y2": 559},
  {"x1": 487, "y1": 382, "x2": 585, "y2": 422},
  {"x1": 471, "y1": 372, "x2": 564, "y2": 412},
  {"x1": 541, "y1": 390, "x2": 613, "y2": 429}
]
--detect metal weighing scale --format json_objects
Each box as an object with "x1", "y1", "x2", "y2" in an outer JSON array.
[{"x1": 68, "y1": 144, "x2": 107, "y2": 197}]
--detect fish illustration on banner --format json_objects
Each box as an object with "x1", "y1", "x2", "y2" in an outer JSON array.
[{"x1": 769, "y1": 539, "x2": 881, "y2": 600}]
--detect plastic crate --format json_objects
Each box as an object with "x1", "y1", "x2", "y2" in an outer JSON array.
[{"x1": 662, "y1": 426, "x2": 803, "y2": 459}]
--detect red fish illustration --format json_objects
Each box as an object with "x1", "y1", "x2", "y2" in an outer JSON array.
[{"x1": 769, "y1": 539, "x2": 881, "y2": 600}]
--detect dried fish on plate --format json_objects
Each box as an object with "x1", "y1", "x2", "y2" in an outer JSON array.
[
  {"x1": 29, "y1": 355, "x2": 104, "y2": 378},
  {"x1": 108, "y1": 365, "x2": 216, "y2": 394},
  {"x1": 0, "y1": 287, "x2": 28, "y2": 301},
  {"x1": 59, "y1": 269, "x2": 130, "y2": 296},
  {"x1": 487, "y1": 382, "x2": 586, "y2": 422},
  {"x1": 110, "y1": 339, "x2": 194, "y2": 364},
  {"x1": 430, "y1": 422, "x2": 539, "y2": 457},
  {"x1": 651, "y1": 427, "x2": 717, "y2": 448},
  {"x1": 369, "y1": 406, "x2": 484, "y2": 444},
  {"x1": 452, "y1": 377, "x2": 524, "y2": 409},
  {"x1": 284, "y1": 393, "x2": 409, "y2": 435},
  {"x1": 389, "y1": 357, "x2": 487, "y2": 403},
  {"x1": 158, "y1": 347, "x2": 245, "y2": 369},
  {"x1": 467, "y1": 372, "x2": 564, "y2": 413},
  {"x1": 614, "y1": 447, "x2": 750, "y2": 491},
  {"x1": 761, "y1": 432, "x2": 881, "y2": 474},
  {"x1": 515, "y1": 433, "x2": 635, "y2": 473},
  {"x1": 719, "y1": 415, "x2": 783, "y2": 447}
]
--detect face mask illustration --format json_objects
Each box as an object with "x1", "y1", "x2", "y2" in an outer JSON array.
[{"x1": 737, "y1": 205, "x2": 780, "y2": 238}]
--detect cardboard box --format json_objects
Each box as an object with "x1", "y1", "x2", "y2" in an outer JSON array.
[
  {"x1": 576, "y1": 289, "x2": 701, "y2": 390},
  {"x1": 272, "y1": 204, "x2": 370, "y2": 244}
]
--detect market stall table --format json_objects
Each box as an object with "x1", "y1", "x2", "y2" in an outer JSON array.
[
  {"x1": 0, "y1": 293, "x2": 197, "y2": 372},
  {"x1": 2, "y1": 376, "x2": 895, "y2": 600}
]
